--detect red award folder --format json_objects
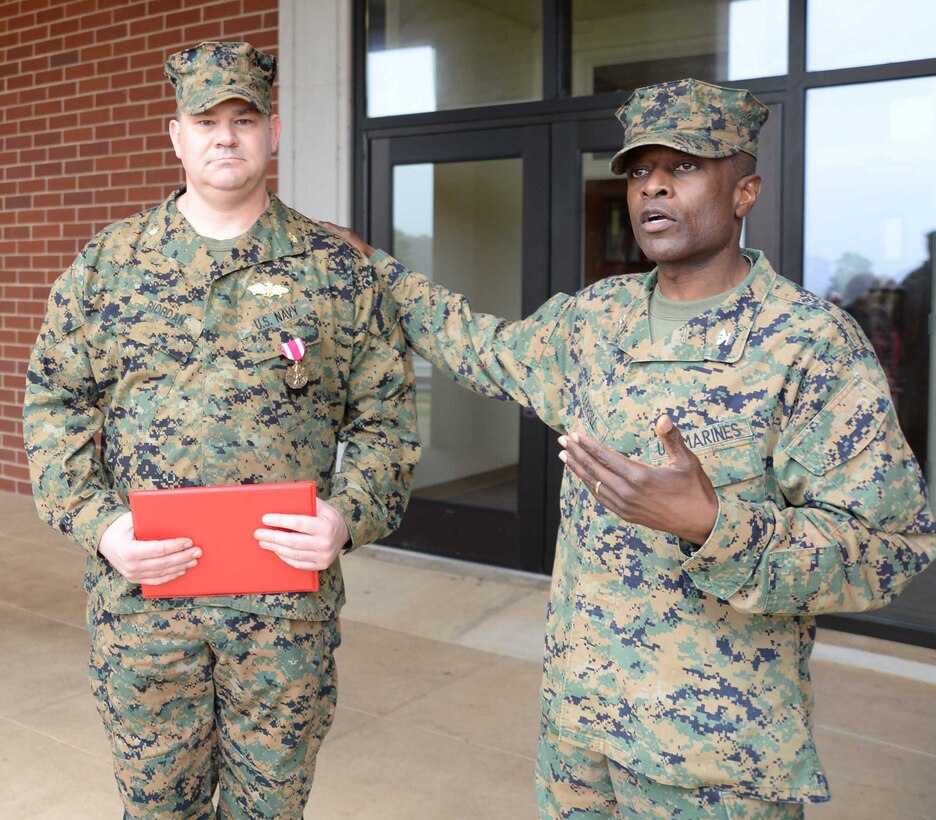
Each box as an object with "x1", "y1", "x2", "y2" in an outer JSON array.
[{"x1": 130, "y1": 481, "x2": 319, "y2": 598}]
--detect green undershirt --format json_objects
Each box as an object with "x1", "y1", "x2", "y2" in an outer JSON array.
[
  {"x1": 648, "y1": 287, "x2": 731, "y2": 343},
  {"x1": 647, "y1": 256, "x2": 752, "y2": 343},
  {"x1": 200, "y1": 234, "x2": 243, "y2": 264}
]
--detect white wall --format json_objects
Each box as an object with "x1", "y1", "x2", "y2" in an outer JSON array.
[{"x1": 277, "y1": 0, "x2": 353, "y2": 224}]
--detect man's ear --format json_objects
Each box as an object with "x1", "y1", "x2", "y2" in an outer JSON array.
[
  {"x1": 268, "y1": 113, "x2": 283, "y2": 156},
  {"x1": 168, "y1": 117, "x2": 183, "y2": 160},
  {"x1": 734, "y1": 173, "x2": 762, "y2": 218}
]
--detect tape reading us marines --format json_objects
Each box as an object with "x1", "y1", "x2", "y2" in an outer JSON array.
[{"x1": 648, "y1": 419, "x2": 753, "y2": 463}]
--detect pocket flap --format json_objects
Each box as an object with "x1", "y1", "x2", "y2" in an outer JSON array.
[
  {"x1": 694, "y1": 439, "x2": 763, "y2": 488},
  {"x1": 117, "y1": 299, "x2": 202, "y2": 362},
  {"x1": 242, "y1": 316, "x2": 322, "y2": 364},
  {"x1": 784, "y1": 375, "x2": 888, "y2": 475},
  {"x1": 647, "y1": 419, "x2": 761, "y2": 488}
]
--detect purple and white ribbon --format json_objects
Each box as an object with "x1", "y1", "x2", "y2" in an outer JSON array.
[{"x1": 281, "y1": 338, "x2": 306, "y2": 361}]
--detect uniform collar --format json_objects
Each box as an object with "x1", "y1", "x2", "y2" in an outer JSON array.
[
  {"x1": 614, "y1": 249, "x2": 775, "y2": 363},
  {"x1": 137, "y1": 187, "x2": 308, "y2": 270}
]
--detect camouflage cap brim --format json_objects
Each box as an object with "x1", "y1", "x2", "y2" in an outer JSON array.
[
  {"x1": 179, "y1": 86, "x2": 271, "y2": 116},
  {"x1": 609, "y1": 133, "x2": 746, "y2": 175}
]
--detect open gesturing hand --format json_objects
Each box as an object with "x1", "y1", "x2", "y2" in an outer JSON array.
[{"x1": 558, "y1": 414, "x2": 718, "y2": 546}]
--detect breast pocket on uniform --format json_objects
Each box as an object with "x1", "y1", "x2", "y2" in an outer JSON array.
[
  {"x1": 648, "y1": 419, "x2": 766, "y2": 504},
  {"x1": 783, "y1": 375, "x2": 887, "y2": 476},
  {"x1": 115, "y1": 300, "x2": 202, "y2": 430},
  {"x1": 241, "y1": 315, "x2": 328, "y2": 431},
  {"x1": 694, "y1": 438, "x2": 765, "y2": 504}
]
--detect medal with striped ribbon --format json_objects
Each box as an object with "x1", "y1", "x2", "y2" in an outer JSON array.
[{"x1": 281, "y1": 338, "x2": 309, "y2": 389}]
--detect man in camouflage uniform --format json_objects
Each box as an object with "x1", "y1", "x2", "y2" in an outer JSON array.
[
  {"x1": 322, "y1": 79, "x2": 936, "y2": 818},
  {"x1": 23, "y1": 42, "x2": 419, "y2": 819}
]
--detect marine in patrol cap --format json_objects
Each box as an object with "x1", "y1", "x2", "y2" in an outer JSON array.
[
  {"x1": 609, "y1": 78, "x2": 769, "y2": 175},
  {"x1": 165, "y1": 41, "x2": 277, "y2": 115}
]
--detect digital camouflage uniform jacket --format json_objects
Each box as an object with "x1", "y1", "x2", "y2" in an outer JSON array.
[
  {"x1": 24, "y1": 189, "x2": 419, "y2": 620},
  {"x1": 370, "y1": 247, "x2": 935, "y2": 802}
]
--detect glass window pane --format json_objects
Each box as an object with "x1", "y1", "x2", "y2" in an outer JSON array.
[
  {"x1": 803, "y1": 76, "x2": 936, "y2": 474},
  {"x1": 393, "y1": 159, "x2": 523, "y2": 512},
  {"x1": 581, "y1": 151, "x2": 654, "y2": 288},
  {"x1": 366, "y1": 0, "x2": 542, "y2": 116},
  {"x1": 571, "y1": 0, "x2": 787, "y2": 96},
  {"x1": 803, "y1": 76, "x2": 936, "y2": 638},
  {"x1": 807, "y1": 0, "x2": 936, "y2": 72}
]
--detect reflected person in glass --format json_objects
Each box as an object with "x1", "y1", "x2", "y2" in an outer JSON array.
[{"x1": 321, "y1": 78, "x2": 935, "y2": 818}]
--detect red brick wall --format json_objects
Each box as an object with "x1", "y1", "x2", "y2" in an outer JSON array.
[{"x1": 0, "y1": 0, "x2": 279, "y2": 493}]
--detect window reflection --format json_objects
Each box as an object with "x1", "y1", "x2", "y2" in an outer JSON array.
[
  {"x1": 581, "y1": 152, "x2": 654, "y2": 287},
  {"x1": 368, "y1": 46, "x2": 436, "y2": 117},
  {"x1": 392, "y1": 159, "x2": 523, "y2": 511},
  {"x1": 366, "y1": 0, "x2": 542, "y2": 117},
  {"x1": 803, "y1": 77, "x2": 936, "y2": 477},
  {"x1": 571, "y1": 0, "x2": 786, "y2": 96},
  {"x1": 807, "y1": 0, "x2": 936, "y2": 72}
]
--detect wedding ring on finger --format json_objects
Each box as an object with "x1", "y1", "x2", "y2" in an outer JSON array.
[{"x1": 594, "y1": 480, "x2": 602, "y2": 496}]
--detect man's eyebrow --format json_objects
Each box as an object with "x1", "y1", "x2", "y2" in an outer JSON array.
[{"x1": 192, "y1": 105, "x2": 259, "y2": 117}]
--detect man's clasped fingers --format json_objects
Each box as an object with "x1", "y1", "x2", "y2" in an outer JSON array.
[
  {"x1": 254, "y1": 522, "x2": 328, "y2": 571},
  {"x1": 97, "y1": 513, "x2": 201, "y2": 584},
  {"x1": 111, "y1": 538, "x2": 200, "y2": 585},
  {"x1": 129, "y1": 540, "x2": 201, "y2": 582},
  {"x1": 255, "y1": 503, "x2": 349, "y2": 571}
]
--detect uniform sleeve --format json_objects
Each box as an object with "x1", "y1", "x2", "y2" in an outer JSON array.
[
  {"x1": 370, "y1": 249, "x2": 573, "y2": 431},
  {"x1": 324, "y1": 259, "x2": 421, "y2": 550},
  {"x1": 23, "y1": 260, "x2": 128, "y2": 554},
  {"x1": 681, "y1": 346, "x2": 936, "y2": 614}
]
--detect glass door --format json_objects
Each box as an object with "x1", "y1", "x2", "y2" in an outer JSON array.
[{"x1": 368, "y1": 126, "x2": 552, "y2": 572}]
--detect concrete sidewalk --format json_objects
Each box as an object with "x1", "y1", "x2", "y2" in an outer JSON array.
[{"x1": 0, "y1": 490, "x2": 933, "y2": 818}]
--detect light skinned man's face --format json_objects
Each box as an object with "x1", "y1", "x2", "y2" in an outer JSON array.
[{"x1": 168, "y1": 98, "x2": 282, "y2": 203}]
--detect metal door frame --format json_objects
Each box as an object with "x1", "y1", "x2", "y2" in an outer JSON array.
[{"x1": 368, "y1": 125, "x2": 554, "y2": 572}]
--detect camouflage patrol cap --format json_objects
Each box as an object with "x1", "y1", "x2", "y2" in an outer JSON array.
[
  {"x1": 165, "y1": 41, "x2": 276, "y2": 115},
  {"x1": 610, "y1": 78, "x2": 769, "y2": 175}
]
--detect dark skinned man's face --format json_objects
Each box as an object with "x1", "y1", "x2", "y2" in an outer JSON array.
[{"x1": 623, "y1": 145, "x2": 752, "y2": 267}]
